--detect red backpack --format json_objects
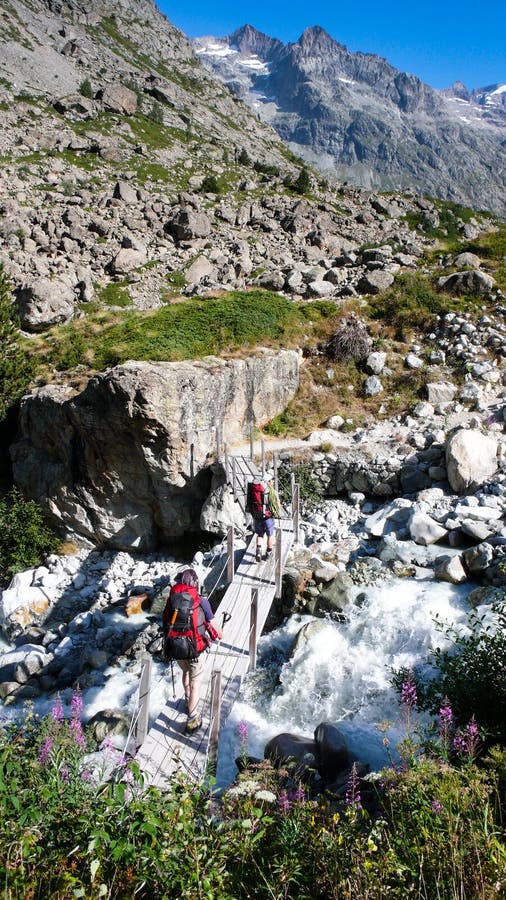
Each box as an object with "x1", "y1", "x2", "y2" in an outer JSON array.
[
  {"x1": 246, "y1": 481, "x2": 270, "y2": 520},
  {"x1": 163, "y1": 584, "x2": 210, "y2": 660}
]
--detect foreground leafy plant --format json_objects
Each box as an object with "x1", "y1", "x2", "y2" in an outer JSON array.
[{"x1": 0, "y1": 487, "x2": 59, "y2": 584}]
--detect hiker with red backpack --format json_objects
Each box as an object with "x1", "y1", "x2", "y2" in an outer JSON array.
[
  {"x1": 246, "y1": 471, "x2": 281, "y2": 563},
  {"x1": 162, "y1": 568, "x2": 222, "y2": 734}
]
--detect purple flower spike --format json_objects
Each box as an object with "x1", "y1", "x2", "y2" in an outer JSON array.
[
  {"x1": 237, "y1": 720, "x2": 248, "y2": 741},
  {"x1": 439, "y1": 700, "x2": 453, "y2": 725},
  {"x1": 431, "y1": 799, "x2": 443, "y2": 815},
  {"x1": 38, "y1": 736, "x2": 53, "y2": 765},
  {"x1": 70, "y1": 717, "x2": 86, "y2": 749},
  {"x1": 51, "y1": 695, "x2": 64, "y2": 724},
  {"x1": 345, "y1": 762, "x2": 362, "y2": 810},
  {"x1": 70, "y1": 689, "x2": 83, "y2": 720},
  {"x1": 277, "y1": 791, "x2": 291, "y2": 815},
  {"x1": 401, "y1": 673, "x2": 417, "y2": 709}
]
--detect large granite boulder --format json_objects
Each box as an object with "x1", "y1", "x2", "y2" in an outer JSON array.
[
  {"x1": 437, "y1": 270, "x2": 495, "y2": 296},
  {"x1": 446, "y1": 429, "x2": 498, "y2": 493},
  {"x1": 14, "y1": 277, "x2": 75, "y2": 331},
  {"x1": 11, "y1": 352, "x2": 299, "y2": 550}
]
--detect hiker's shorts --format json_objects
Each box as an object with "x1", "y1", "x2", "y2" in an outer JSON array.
[
  {"x1": 177, "y1": 654, "x2": 205, "y2": 684},
  {"x1": 253, "y1": 516, "x2": 275, "y2": 538}
]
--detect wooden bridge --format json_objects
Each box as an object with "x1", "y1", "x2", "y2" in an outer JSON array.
[{"x1": 135, "y1": 451, "x2": 298, "y2": 788}]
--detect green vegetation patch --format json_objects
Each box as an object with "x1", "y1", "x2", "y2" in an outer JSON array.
[
  {"x1": 96, "y1": 282, "x2": 131, "y2": 308},
  {"x1": 31, "y1": 293, "x2": 335, "y2": 375},
  {"x1": 368, "y1": 272, "x2": 460, "y2": 337},
  {"x1": 0, "y1": 488, "x2": 59, "y2": 585},
  {"x1": 455, "y1": 222, "x2": 506, "y2": 291}
]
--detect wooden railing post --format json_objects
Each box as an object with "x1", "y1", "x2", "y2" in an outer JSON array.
[
  {"x1": 273, "y1": 453, "x2": 278, "y2": 494},
  {"x1": 232, "y1": 456, "x2": 237, "y2": 499},
  {"x1": 227, "y1": 526, "x2": 234, "y2": 584},
  {"x1": 249, "y1": 424, "x2": 254, "y2": 460},
  {"x1": 275, "y1": 527, "x2": 282, "y2": 599},
  {"x1": 293, "y1": 483, "x2": 300, "y2": 544},
  {"x1": 290, "y1": 472, "x2": 296, "y2": 511},
  {"x1": 224, "y1": 442, "x2": 229, "y2": 483},
  {"x1": 248, "y1": 588, "x2": 259, "y2": 672},
  {"x1": 208, "y1": 669, "x2": 222, "y2": 773},
  {"x1": 261, "y1": 439, "x2": 265, "y2": 477},
  {"x1": 133, "y1": 654, "x2": 152, "y2": 747}
]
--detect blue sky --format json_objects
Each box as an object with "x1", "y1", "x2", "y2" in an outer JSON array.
[{"x1": 159, "y1": 1, "x2": 506, "y2": 91}]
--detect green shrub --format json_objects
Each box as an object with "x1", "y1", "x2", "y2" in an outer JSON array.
[
  {"x1": 0, "y1": 488, "x2": 59, "y2": 583},
  {"x1": 79, "y1": 77, "x2": 93, "y2": 99},
  {"x1": 0, "y1": 264, "x2": 34, "y2": 420},
  {"x1": 237, "y1": 147, "x2": 251, "y2": 166},
  {"x1": 291, "y1": 167, "x2": 311, "y2": 195},
  {"x1": 398, "y1": 601, "x2": 506, "y2": 742},
  {"x1": 368, "y1": 272, "x2": 453, "y2": 337},
  {"x1": 200, "y1": 173, "x2": 220, "y2": 194},
  {"x1": 147, "y1": 101, "x2": 163, "y2": 124},
  {"x1": 277, "y1": 461, "x2": 324, "y2": 511},
  {"x1": 253, "y1": 161, "x2": 280, "y2": 177}
]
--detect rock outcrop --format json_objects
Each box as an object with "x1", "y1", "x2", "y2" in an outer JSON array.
[{"x1": 11, "y1": 352, "x2": 299, "y2": 549}]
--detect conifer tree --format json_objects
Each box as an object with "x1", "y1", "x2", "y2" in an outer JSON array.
[{"x1": 0, "y1": 265, "x2": 33, "y2": 420}]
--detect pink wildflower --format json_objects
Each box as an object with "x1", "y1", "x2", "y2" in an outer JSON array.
[
  {"x1": 401, "y1": 673, "x2": 417, "y2": 709},
  {"x1": 70, "y1": 717, "x2": 86, "y2": 749},
  {"x1": 51, "y1": 696, "x2": 64, "y2": 724},
  {"x1": 277, "y1": 791, "x2": 291, "y2": 815},
  {"x1": 70, "y1": 689, "x2": 83, "y2": 720},
  {"x1": 345, "y1": 763, "x2": 362, "y2": 810},
  {"x1": 38, "y1": 736, "x2": 53, "y2": 765}
]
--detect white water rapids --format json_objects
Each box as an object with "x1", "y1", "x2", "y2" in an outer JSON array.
[{"x1": 216, "y1": 575, "x2": 476, "y2": 786}]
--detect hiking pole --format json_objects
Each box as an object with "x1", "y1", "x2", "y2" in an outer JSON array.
[{"x1": 170, "y1": 660, "x2": 176, "y2": 700}]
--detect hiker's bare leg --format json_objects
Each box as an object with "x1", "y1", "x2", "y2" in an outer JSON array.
[{"x1": 267, "y1": 535, "x2": 273, "y2": 551}]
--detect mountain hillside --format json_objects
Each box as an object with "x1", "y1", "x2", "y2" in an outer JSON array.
[
  {"x1": 0, "y1": 0, "x2": 475, "y2": 334},
  {"x1": 195, "y1": 25, "x2": 506, "y2": 214}
]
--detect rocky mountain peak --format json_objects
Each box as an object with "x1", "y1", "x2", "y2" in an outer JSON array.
[
  {"x1": 296, "y1": 25, "x2": 339, "y2": 54},
  {"x1": 196, "y1": 23, "x2": 505, "y2": 213},
  {"x1": 228, "y1": 24, "x2": 283, "y2": 60}
]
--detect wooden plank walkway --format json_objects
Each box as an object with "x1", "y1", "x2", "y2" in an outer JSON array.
[{"x1": 136, "y1": 457, "x2": 294, "y2": 787}]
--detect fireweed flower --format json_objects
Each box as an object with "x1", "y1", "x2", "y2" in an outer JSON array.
[
  {"x1": 38, "y1": 736, "x2": 53, "y2": 765},
  {"x1": 401, "y1": 673, "x2": 417, "y2": 709},
  {"x1": 454, "y1": 716, "x2": 480, "y2": 761},
  {"x1": 431, "y1": 799, "x2": 443, "y2": 815},
  {"x1": 438, "y1": 698, "x2": 453, "y2": 752},
  {"x1": 237, "y1": 720, "x2": 248, "y2": 746},
  {"x1": 345, "y1": 763, "x2": 362, "y2": 810},
  {"x1": 70, "y1": 689, "x2": 83, "y2": 720},
  {"x1": 277, "y1": 791, "x2": 291, "y2": 815},
  {"x1": 70, "y1": 716, "x2": 86, "y2": 749},
  {"x1": 51, "y1": 695, "x2": 64, "y2": 724},
  {"x1": 59, "y1": 763, "x2": 70, "y2": 783}
]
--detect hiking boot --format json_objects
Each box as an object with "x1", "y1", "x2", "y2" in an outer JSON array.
[
  {"x1": 265, "y1": 547, "x2": 273, "y2": 561},
  {"x1": 255, "y1": 548, "x2": 262, "y2": 563},
  {"x1": 186, "y1": 713, "x2": 202, "y2": 734}
]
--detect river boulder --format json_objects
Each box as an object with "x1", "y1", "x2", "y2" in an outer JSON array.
[
  {"x1": 446, "y1": 429, "x2": 498, "y2": 493},
  {"x1": 314, "y1": 722, "x2": 350, "y2": 779},
  {"x1": 11, "y1": 352, "x2": 299, "y2": 550}
]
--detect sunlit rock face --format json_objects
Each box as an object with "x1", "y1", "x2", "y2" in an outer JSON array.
[{"x1": 11, "y1": 351, "x2": 299, "y2": 549}]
